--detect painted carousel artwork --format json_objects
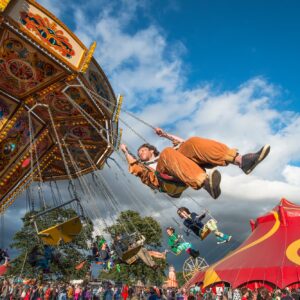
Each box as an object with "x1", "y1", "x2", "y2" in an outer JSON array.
[{"x1": 0, "y1": 0, "x2": 121, "y2": 213}]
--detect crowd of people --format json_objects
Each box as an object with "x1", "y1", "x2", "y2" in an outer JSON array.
[{"x1": 1, "y1": 278, "x2": 300, "y2": 300}]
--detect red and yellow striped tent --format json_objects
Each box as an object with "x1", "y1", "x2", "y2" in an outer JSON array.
[{"x1": 184, "y1": 198, "x2": 300, "y2": 290}]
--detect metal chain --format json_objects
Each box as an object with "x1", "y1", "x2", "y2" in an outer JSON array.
[
  {"x1": 87, "y1": 87, "x2": 150, "y2": 143},
  {"x1": 62, "y1": 138, "x2": 110, "y2": 235},
  {"x1": 77, "y1": 140, "x2": 140, "y2": 235},
  {"x1": 28, "y1": 107, "x2": 46, "y2": 209},
  {"x1": 88, "y1": 88, "x2": 156, "y2": 130},
  {"x1": 62, "y1": 85, "x2": 118, "y2": 150}
]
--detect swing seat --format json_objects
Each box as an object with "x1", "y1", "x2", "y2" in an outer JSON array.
[
  {"x1": 114, "y1": 233, "x2": 146, "y2": 262},
  {"x1": 155, "y1": 172, "x2": 188, "y2": 198},
  {"x1": 200, "y1": 219, "x2": 218, "y2": 240},
  {"x1": 121, "y1": 244, "x2": 144, "y2": 262},
  {"x1": 172, "y1": 249, "x2": 183, "y2": 256},
  {"x1": 38, "y1": 216, "x2": 82, "y2": 246},
  {"x1": 200, "y1": 227, "x2": 211, "y2": 240},
  {"x1": 122, "y1": 247, "x2": 142, "y2": 264}
]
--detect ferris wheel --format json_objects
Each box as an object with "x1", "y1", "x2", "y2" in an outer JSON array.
[{"x1": 183, "y1": 256, "x2": 209, "y2": 282}]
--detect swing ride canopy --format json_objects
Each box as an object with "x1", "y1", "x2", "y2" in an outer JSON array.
[
  {"x1": 184, "y1": 198, "x2": 300, "y2": 290},
  {"x1": 0, "y1": 0, "x2": 121, "y2": 213}
]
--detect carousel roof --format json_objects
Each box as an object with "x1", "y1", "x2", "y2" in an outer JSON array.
[{"x1": 0, "y1": 0, "x2": 120, "y2": 213}]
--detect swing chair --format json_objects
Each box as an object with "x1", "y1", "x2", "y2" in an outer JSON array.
[
  {"x1": 113, "y1": 232, "x2": 146, "y2": 263},
  {"x1": 113, "y1": 234, "x2": 156, "y2": 267},
  {"x1": 31, "y1": 198, "x2": 84, "y2": 246},
  {"x1": 155, "y1": 172, "x2": 188, "y2": 198},
  {"x1": 199, "y1": 219, "x2": 218, "y2": 240},
  {"x1": 26, "y1": 104, "x2": 88, "y2": 246}
]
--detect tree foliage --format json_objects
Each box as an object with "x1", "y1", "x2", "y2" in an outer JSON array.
[
  {"x1": 176, "y1": 272, "x2": 185, "y2": 287},
  {"x1": 8, "y1": 207, "x2": 93, "y2": 281},
  {"x1": 101, "y1": 210, "x2": 167, "y2": 285},
  {"x1": 106, "y1": 210, "x2": 162, "y2": 247}
]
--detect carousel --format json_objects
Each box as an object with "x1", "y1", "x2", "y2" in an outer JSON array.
[{"x1": 0, "y1": 0, "x2": 121, "y2": 214}]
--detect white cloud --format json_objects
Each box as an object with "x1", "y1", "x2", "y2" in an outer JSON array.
[
  {"x1": 222, "y1": 173, "x2": 300, "y2": 202},
  {"x1": 283, "y1": 165, "x2": 300, "y2": 186}
]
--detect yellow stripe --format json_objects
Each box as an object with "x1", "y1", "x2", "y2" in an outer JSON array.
[
  {"x1": 0, "y1": 0, "x2": 11, "y2": 12},
  {"x1": 286, "y1": 240, "x2": 300, "y2": 266}
]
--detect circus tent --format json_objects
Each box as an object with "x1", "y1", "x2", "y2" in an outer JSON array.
[{"x1": 184, "y1": 198, "x2": 300, "y2": 290}]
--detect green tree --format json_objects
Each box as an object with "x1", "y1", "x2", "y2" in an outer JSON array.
[
  {"x1": 176, "y1": 271, "x2": 186, "y2": 287},
  {"x1": 9, "y1": 207, "x2": 93, "y2": 281},
  {"x1": 101, "y1": 210, "x2": 167, "y2": 285}
]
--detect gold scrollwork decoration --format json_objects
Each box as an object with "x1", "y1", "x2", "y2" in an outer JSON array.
[
  {"x1": 0, "y1": 0, "x2": 11, "y2": 13},
  {"x1": 81, "y1": 41, "x2": 97, "y2": 73}
]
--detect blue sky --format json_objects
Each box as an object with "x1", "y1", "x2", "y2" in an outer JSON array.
[
  {"x1": 3, "y1": 0, "x2": 299, "y2": 269},
  {"x1": 155, "y1": 0, "x2": 300, "y2": 112},
  {"x1": 51, "y1": 0, "x2": 300, "y2": 112}
]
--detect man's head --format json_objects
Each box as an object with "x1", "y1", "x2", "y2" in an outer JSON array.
[
  {"x1": 166, "y1": 227, "x2": 175, "y2": 236},
  {"x1": 177, "y1": 207, "x2": 191, "y2": 219},
  {"x1": 137, "y1": 143, "x2": 160, "y2": 162}
]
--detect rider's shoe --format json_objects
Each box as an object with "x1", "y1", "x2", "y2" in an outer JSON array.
[
  {"x1": 203, "y1": 169, "x2": 221, "y2": 199},
  {"x1": 241, "y1": 145, "x2": 270, "y2": 174}
]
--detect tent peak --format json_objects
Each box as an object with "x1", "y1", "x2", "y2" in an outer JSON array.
[{"x1": 278, "y1": 198, "x2": 300, "y2": 209}]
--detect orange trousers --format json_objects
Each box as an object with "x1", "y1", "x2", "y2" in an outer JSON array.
[{"x1": 157, "y1": 137, "x2": 237, "y2": 190}]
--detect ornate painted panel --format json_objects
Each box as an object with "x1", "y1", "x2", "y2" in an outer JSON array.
[
  {"x1": 57, "y1": 121, "x2": 107, "y2": 144},
  {"x1": 0, "y1": 113, "x2": 46, "y2": 178},
  {"x1": 0, "y1": 132, "x2": 53, "y2": 199},
  {"x1": 0, "y1": 30, "x2": 64, "y2": 98},
  {"x1": 84, "y1": 59, "x2": 116, "y2": 113},
  {"x1": 34, "y1": 85, "x2": 93, "y2": 121},
  {"x1": 7, "y1": 0, "x2": 87, "y2": 70}
]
